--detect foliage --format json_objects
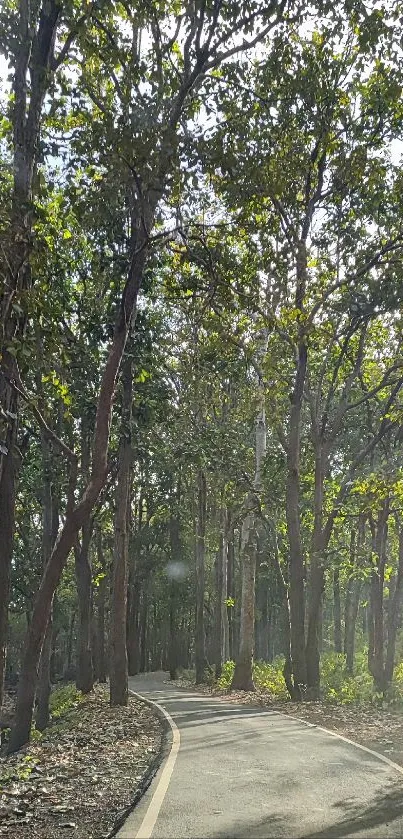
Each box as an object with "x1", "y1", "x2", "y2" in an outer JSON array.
[
  {"x1": 49, "y1": 685, "x2": 83, "y2": 721},
  {"x1": 217, "y1": 655, "x2": 403, "y2": 707}
]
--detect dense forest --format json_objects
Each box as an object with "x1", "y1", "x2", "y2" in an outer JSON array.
[{"x1": 1, "y1": 0, "x2": 403, "y2": 756}]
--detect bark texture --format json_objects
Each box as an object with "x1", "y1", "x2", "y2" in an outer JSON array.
[{"x1": 110, "y1": 358, "x2": 132, "y2": 706}]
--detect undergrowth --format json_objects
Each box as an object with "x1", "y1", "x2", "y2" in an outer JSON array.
[{"x1": 181, "y1": 653, "x2": 403, "y2": 706}]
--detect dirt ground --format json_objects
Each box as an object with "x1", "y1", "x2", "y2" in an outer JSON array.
[{"x1": 0, "y1": 685, "x2": 162, "y2": 839}]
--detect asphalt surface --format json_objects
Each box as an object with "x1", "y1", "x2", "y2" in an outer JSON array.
[{"x1": 117, "y1": 672, "x2": 403, "y2": 839}]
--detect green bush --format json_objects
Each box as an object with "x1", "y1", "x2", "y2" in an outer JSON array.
[
  {"x1": 49, "y1": 684, "x2": 82, "y2": 720},
  {"x1": 217, "y1": 658, "x2": 288, "y2": 699},
  {"x1": 320, "y1": 652, "x2": 373, "y2": 705}
]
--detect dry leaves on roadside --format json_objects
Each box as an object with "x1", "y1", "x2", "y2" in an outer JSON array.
[{"x1": 0, "y1": 685, "x2": 162, "y2": 839}]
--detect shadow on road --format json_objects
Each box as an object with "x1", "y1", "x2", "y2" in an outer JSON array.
[
  {"x1": 220, "y1": 778, "x2": 403, "y2": 839},
  {"x1": 303, "y1": 779, "x2": 403, "y2": 838}
]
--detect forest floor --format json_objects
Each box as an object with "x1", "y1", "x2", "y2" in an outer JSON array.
[
  {"x1": 171, "y1": 676, "x2": 403, "y2": 767},
  {"x1": 0, "y1": 684, "x2": 162, "y2": 839}
]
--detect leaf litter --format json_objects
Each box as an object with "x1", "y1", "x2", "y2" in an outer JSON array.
[{"x1": 0, "y1": 685, "x2": 162, "y2": 839}]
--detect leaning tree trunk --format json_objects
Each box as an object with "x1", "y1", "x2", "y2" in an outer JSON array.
[
  {"x1": 110, "y1": 358, "x2": 132, "y2": 706},
  {"x1": 231, "y1": 328, "x2": 268, "y2": 691},
  {"x1": 0, "y1": 0, "x2": 65, "y2": 707},
  {"x1": 7, "y1": 238, "x2": 149, "y2": 753},
  {"x1": 195, "y1": 469, "x2": 207, "y2": 684}
]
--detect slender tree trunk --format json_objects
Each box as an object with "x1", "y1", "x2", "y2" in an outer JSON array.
[
  {"x1": 232, "y1": 332, "x2": 268, "y2": 690},
  {"x1": 35, "y1": 619, "x2": 53, "y2": 731},
  {"x1": 127, "y1": 580, "x2": 140, "y2": 676},
  {"x1": 139, "y1": 581, "x2": 148, "y2": 673},
  {"x1": 75, "y1": 521, "x2": 94, "y2": 694},
  {"x1": 96, "y1": 531, "x2": 107, "y2": 683},
  {"x1": 36, "y1": 431, "x2": 57, "y2": 729},
  {"x1": 368, "y1": 501, "x2": 389, "y2": 693},
  {"x1": 75, "y1": 417, "x2": 94, "y2": 694},
  {"x1": 110, "y1": 358, "x2": 132, "y2": 706},
  {"x1": 333, "y1": 567, "x2": 342, "y2": 654},
  {"x1": 286, "y1": 345, "x2": 308, "y2": 698},
  {"x1": 306, "y1": 444, "x2": 328, "y2": 699},
  {"x1": 231, "y1": 510, "x2": 257, "y2": 691},
  {"x1": 168, "y1": 477, "x2": 181, "y2": 680},
  {"x1": 0, "y1": 430, "x2": 16, "y2": 708},
  {"x1": 195, "y1": 469, "x2": 207, "y2": 684},
  {"x1": 227, "y1": 522, "x2": 235, "y2": 660},
  {"x1": 214, "y1": 506, "x2": 228, "y2": 679},
  {"x1": 222, "y1": 509, "x2": 230, "y2": 664},
  {"x1": 344, "y1": 525, "x2": 361, "y2": 675},
  {"x1": 385, "y1": 523, "x2": 403, "y2": 686},
  {"x1": 168, "y1": 583, "x2": 177, "y2": 680}
]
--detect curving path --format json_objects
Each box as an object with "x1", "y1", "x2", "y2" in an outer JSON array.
[{"x1": 117, "y1": 672, "x2": 403, "y2": 839}]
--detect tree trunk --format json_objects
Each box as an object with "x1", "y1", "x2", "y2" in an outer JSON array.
[
  {"x1": 0, "y1": 429, "x2": 16, "y2": 708},
  {"x1": 169, "y1": 584, "x2": 177, "y2": 680},
  {"x1": 75, "y1": 416, "x2": 94, "y2": 694},
  {"x1": 0, "y1": 0, "x2": 63, "y2": 706},
  {"x1": 35, "y1": 429, "x2": 57, "y2": 729},
  {"x1": 368, "y1": 501, "x2": 389, "y2": 694},
  {"x1": 305, "y1": 444, "x2": 328, "y2": 699},
  {"x1": 75, "y1": 521, "x2": 94, "y2": 694},
  {"x1": 333, "y1": 567, "x2": 342, "y2": 654},
  {"x1": 168, "y1": 478, "x2": 182, "y2": 680},
  {"x1": 385, "y1": 523, "x2": 403, "y2": 686},
  {"x1": 127, "y1": 580, "x2": 140, "y2": 676},
  {"x1": 231, "y1": 510, "x2": 257, "y2": 691},
  {"x1": 195, "y1": 469, "x2": 207, "y2": 684},
  {"x1": 231, "y1": 330, "x2": 268, "y2": 691},
  {"x1": 8, "y1": 240, "x2": 149, "y2": 753},
  {"x1": 286, "y1": 344, "x2": 308, "y2": 698},
  {"x1": 110, "y1": 358, "x2": 132, "y2": 706},
  {"x1": 96, "y1": 531, "x2": 107, "y2": 683},
  {"x1": 35, "y1": 618, "x2": 53, "y2": 731},
  {"x1": 214, "y1": 507, "x2": 228, "y2": 679},
  {"x1": 344, "y1": 525, "x2": 361, "y2": 675},
  {"x1": 139, "y1": 582, "x2": 148, "y2": 673},
  {"x1": 227, "y1": 523, "x2": 235, "y2": 660},
  {"x1": 65, "y1": 610, "x2": 76, "y2": 679}
]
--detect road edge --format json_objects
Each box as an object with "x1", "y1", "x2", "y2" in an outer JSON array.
[
  {"x1": 167, "y1": 678, "x2": 403, "y2": 777},
  {"x1": 271, "y1": 707, "x2": 403, "y2": 776},
  {"x1": 107, "y1": 690, "x2": 172, "y2": 839}
]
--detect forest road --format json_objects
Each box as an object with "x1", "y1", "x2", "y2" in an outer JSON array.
[{"x1": 117, "y1": 672, "x2": 403, "y2": 839}]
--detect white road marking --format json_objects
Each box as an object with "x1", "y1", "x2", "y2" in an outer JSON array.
[
  {"x1": 271, "y1": 708, "x2": 403, "y2": 776},
  {"x1": 130, "y1": 690, "x2": 181, "y2": 839}
]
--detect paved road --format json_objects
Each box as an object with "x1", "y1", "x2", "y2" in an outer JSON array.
[{"x1": 117, "y1": 672, "x2": 403, "y2": 839}]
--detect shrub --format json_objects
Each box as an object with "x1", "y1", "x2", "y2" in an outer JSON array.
[{"x1": 49, "y1": 684, "x2": 82, "y2": 720}]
